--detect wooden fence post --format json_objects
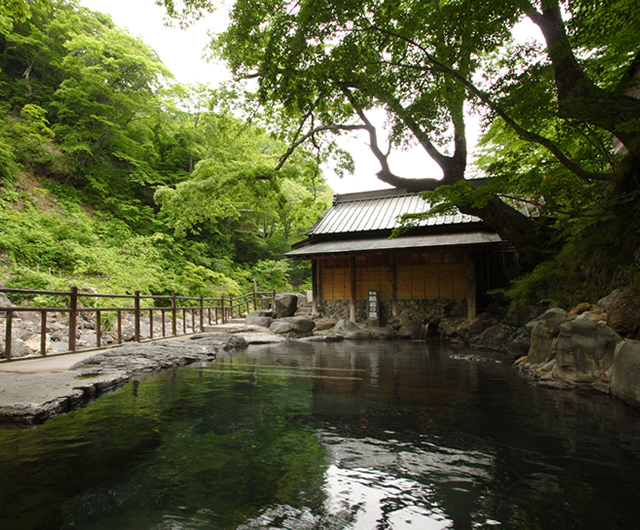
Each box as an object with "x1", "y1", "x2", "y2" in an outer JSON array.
[
  {"x1": 68, "y1": 286, "x2": 78, "y2": 352},
  {"x1": 253, "y1": 280, "x2": 258, "y2": 311},
  {"x1": 171, "y1": 292, "x2": 177, "y2": 336},
  {"x1": 4, "y1": 309, "x2": 12, "y2": 360},
  {"x1": 40, "y1": 310, "x2": 47, "y2": 356},
  {"x1": 134, "y1": 291, "x2": 141, "y2": 342},
  {"x1": 199, "y1": 295, "x2": 204, "y2": 332},
  {"x1": 221, "y1": 296, "x2": 226, "y2": 325},
  {"x1": 96, "y1": 310, "x2": 102, "y2": 348}
]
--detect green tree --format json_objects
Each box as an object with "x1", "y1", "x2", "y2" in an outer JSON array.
[{"x1": 162, "y1": 0, "x2": 640, "y2": 272}]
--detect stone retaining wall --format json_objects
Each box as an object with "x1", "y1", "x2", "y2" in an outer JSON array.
[{"x1": 320, "y1": 298, "x2": 467, "y2": 324}]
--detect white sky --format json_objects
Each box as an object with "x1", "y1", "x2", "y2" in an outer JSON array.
[{"x1": 78, "y1": 1, "x2": 540, "y2": 195}]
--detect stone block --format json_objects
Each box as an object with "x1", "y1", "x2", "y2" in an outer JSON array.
[
  {"x1": 526, "y1": 308, "x2": 567, "y2": 364},
  {"x1": 611, "y1": 340, "x2": 640, "y2": 407},
  {"x1": 552, "y1": 319, "x2": 622, "y2": 383}
]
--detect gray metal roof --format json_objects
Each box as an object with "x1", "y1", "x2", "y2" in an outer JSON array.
[
  {"x1": 286, "y1": 232, "x2": 503, "y2": 257},
  {"x1": 308, "y1": 188, "x2": 480, "y2": 235}
]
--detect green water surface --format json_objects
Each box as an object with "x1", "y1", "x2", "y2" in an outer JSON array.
[{"x1": 1, "y1": 340, "x2": 640, "y2": 529}]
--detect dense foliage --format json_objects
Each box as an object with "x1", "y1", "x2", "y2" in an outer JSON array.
[
  {"x1": 0, "y1": 0, "x2": 331, "y2": 301},
  {"x1": 165, "y1": 0, "x2": 640, "y2": 306}
]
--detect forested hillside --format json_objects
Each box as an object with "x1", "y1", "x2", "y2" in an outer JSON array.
[{"x1": 0, "y1": 0, "x2": 332, "y2": 301}]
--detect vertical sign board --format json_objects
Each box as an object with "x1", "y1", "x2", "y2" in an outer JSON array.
[{"x1": 368, "y1": 289, "x2": 380, "y2": 327}]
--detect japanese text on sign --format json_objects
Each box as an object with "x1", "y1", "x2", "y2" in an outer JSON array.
[{"x1": 368, "y1": 289, "x2": 379, "y2": 320}]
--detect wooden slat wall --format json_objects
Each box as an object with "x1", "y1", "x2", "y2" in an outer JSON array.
[
  {"x1": 355, "y1": 266, "x2": 394, "y2": 299},
  {"x1": 320, "y1": 251, "x2": 468, "y2": 301}
]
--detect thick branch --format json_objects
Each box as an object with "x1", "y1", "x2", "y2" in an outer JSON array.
[
  {"x1": 369, "y1": 26, "x2": 614, "y2": 183},
  {"x1": 524, "y1": 0, "x2": 640, "y2": 151},
  {"x1": 275, "y1": 123, "x2": 367, "y2": 170},
  {"x1": 343, "y1": 92, "x2": 446, "y2": 191},
  {"x1": 458, "y1": 196, "x2": 549, "y2": 269}
]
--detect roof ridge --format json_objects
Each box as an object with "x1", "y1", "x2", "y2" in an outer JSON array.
[{"x1": 333, "y1": 188, "x2": 420, "y2": 203}]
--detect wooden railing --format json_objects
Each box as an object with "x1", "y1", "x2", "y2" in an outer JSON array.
[{"x1": 0, "y1": 285, "x2": 276, "y2": 361}]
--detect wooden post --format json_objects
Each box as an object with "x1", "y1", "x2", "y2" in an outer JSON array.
[
  {"x1": 40, "y1": 310, "x2": 47, "y2": 356},
  {"x1": 96, "y1": 310, "x2": 102, "y2": 348},
  {"x1": 149, "y1": 309, "x2": 154, "y2": 339},
  {"x1": 467, "y1": 253, "x2": 477, "y2": 319},
  {"x1": 349, "y1": 256, "x2": 357, "y2": 323},
  {"x1": 199, "y1": 295, "x2": 204, "y2": 332},
  {"x1": 316, "y1": 259, "x2": 323, "y2": 315},
  {"x1": 171, "y1": 292, "x2": 177, "y2": 336},
  {"x1": 117, "y1": 310, "x2": 122, "y2": 344},
  {"x1": 253, "y1": 280, "x2": 258, "y2": 311},
  {"x1": 311, "y1": 260, "x2": 318, "y2": 316},
  {"x1": 5, "y1": 309, "x2": 13, "y2": 360},
  {"x1": 391, "y1": 255, "x2": 398, "y2": 317},
  {"x1": 221, "y1": 296, "x2": 226, "y2": 324},
  {"x1": 134, "y1": 291, "x2": 141, "y2": 342},
  {"x1": 68, "y1": 286, "x2": 78, "y2": 352}
]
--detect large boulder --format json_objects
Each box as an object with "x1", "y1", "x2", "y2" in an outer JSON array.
[
  {"x1": 597, "y1": 289, "x2": 623, "y2": 310},
  {"x1": 470, "y1": 321, "x2": 534, "y2": 359},
  {"x1": 509, "y1": 327, "x2": 533, "y2": 359},
  {"x1": 440, "y1": 318, "x2": 471, "y2": 343},
  {"x1": 346, "y1": 330, "x2": 373, "y2": 340},
  {"x1": 245, "y1": 310, "x2": 275, "y2": 328},
  {"x1": 470, "y1": 323, "x2": 517, "y2": 352},
  {"x1": 552, "y1": 319, "x2": 623, "y2": 383},
  {"x1": 610, "y1": 340, "x2": 640, "y2": 407},
  {"x1": 368, "y1": 327, "x2": 397, "y2": 340},
  {"x1": 608, "y1": 288, "x2": 640, "y2": 338},
  {"x1": 314, "y1": 319, "x2": 338, "y2": 331},
  {"x1": 269, "y1": 316, "x2": 315, "y2": 337},
  {"x1": 274, "y1": 294, "x2": 298, "y2": 318},
  {"x1": 397, "y1": 320, "x2": 424, "y2": 340},
  {"x1": 332, "y1": 319, "x2": 360, "y2": 336},
  {"x1": 526, "y1": 308, "x2": 567, "y2": 364}
]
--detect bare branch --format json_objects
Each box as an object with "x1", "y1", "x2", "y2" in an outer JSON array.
[{"x1": 275, "y1": 123, "x2": 367, "y2": 170}]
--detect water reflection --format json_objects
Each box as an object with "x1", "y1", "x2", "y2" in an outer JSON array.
[{"x1": 1, "y1": 341, "x2": 640, "y2": 529}]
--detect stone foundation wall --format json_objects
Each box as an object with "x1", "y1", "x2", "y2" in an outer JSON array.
[{"x1": 320, "y1": 298, "x2": 467, "y2": 324}]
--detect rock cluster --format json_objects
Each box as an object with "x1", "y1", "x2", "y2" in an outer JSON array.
[
  {"x1": 245, "y1": 308, "x2": 317, "y2": 338},
  {"x1": 467, "y1": 288, "x2": 640, "y2": 408}
]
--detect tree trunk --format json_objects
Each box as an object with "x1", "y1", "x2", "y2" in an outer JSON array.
[{"x1": 456, "y1": 196, "x2": 549, "y2": 270}]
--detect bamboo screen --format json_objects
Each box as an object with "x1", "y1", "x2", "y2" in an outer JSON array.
[{"x1": 320, "y1": 252, "x2": 468, "y2": 301}]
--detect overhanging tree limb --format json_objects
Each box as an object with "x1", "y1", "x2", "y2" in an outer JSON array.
[
  {"x1": 368, "y1": 24, "x2": 614, "y2": 183},
  {"x1": 275, "y1": 123, "x2": 367, "y2": 170}
]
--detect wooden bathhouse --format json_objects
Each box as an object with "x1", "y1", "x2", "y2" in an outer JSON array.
[{"x1": 286, "y1": 188, "x2": 515, "y2": 324}]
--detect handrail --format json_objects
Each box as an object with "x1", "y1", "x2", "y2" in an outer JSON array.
[{"x1": 0, "y1": 286, "x2": 277, "y2": 361}]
